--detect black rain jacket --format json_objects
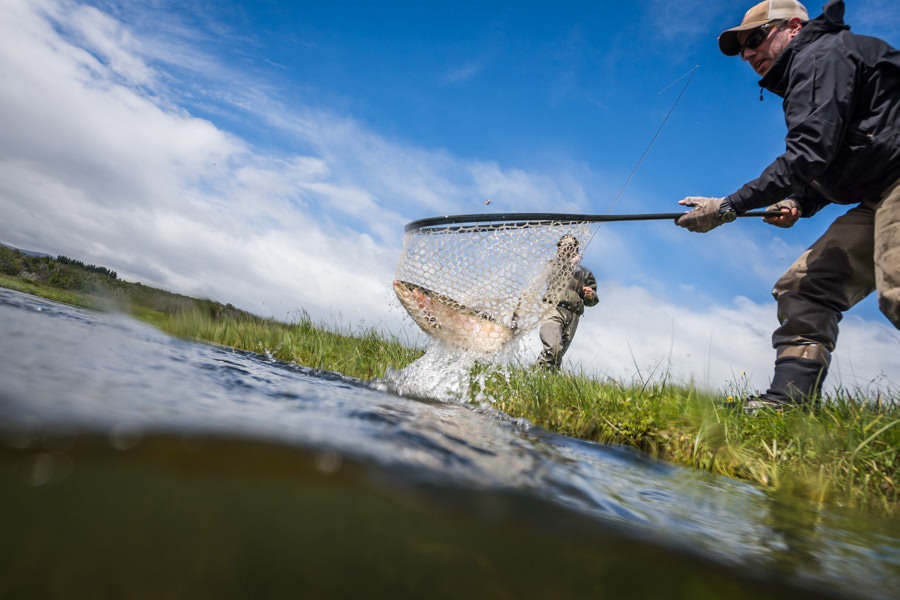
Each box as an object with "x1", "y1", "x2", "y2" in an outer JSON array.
[{"x1": 727, "y1": 0, "x2": 900, "y2": 217}]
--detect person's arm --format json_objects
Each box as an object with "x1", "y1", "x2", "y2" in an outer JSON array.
[
  {"x1": 581, "y1": 269, "x2": 599, "y2": 308},
  {"x1": 790, "y1": 185, "x2": 830, "y2": 217},
  {"x1": 728, "y1": 42, "x2": 861, "y2": 213}
]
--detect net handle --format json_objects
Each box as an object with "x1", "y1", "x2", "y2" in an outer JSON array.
[{"x1": 404, "y1": 211, "x2": 778, "y2": 232}]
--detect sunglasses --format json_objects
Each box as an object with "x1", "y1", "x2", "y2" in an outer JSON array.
[{"x1": 739, "y1": 20, "x2": 785, "y2": 55}]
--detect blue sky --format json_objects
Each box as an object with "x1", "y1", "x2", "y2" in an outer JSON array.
[{"x1": 2, "y1": 0, "x2": 899, "y2": 394}]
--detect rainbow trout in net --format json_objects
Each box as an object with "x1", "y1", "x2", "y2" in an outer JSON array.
[
  {"x1": 394, "y1": 211, "x2": 777, "y2": 353},
  {"x1": 393, "y1": 280, "x2": 515, "y2": 354}
]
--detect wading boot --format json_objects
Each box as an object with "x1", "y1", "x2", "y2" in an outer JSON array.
[
  {"x1": 744, "y1": 356, "x2": 828, "y2": 415},
  {"x1": 742, "y1": 395, "x2": 790, "y2": 414}
]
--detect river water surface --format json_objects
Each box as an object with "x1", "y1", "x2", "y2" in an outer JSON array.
[{"x1": 1, "y1": 287, "x2": 898, "y2": 599}]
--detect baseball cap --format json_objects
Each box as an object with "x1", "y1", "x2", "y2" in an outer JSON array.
[
  {"x1": 718, "y1": 0, "x2": 809, "y2": 56},
  {"x1": 557, "y1": 234, "x2": 579, "y2": 250}
]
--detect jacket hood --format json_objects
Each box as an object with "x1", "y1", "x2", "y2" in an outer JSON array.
[{"x1": 758, "y1": 0, "x2": 850, "y2": 95}]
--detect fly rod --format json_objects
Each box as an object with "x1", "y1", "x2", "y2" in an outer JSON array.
[{"x1": 404, "y1": 210, "x2": 776, "y2": 232}]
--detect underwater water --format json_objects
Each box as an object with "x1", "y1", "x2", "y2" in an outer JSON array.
[{"x1": 1, "y1": 287, "x2": 897, "y2": 599}]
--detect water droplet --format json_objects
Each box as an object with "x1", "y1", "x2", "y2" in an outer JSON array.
[
  {"x1": 109, "y1": 423, "x2": 141, "y2": 450},
  {"x1": 315, "y1": 450, "x2": 342, "y2": 475},
  {"x1": 27, "y1": 453, "x2": 55, "y2": 486}
]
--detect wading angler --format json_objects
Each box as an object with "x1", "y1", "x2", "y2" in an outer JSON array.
[{"x1": 676, "y1": 0, "x2": 900, "y2": 412}]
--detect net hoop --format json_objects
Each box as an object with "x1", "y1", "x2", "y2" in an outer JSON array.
[
  {"x1": 405, "y1": 212, "x2": 596, "y2": 233},
  {"x1": 395, "y1": 213, "x2": 599, "y2": 354}
]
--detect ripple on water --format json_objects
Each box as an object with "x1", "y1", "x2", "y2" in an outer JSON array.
[{"x1": 1, "y1": 287, "x2": 898, "y2": 600}]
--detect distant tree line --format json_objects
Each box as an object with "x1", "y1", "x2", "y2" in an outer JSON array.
[
  {"x1": 0, "y1": 244, "x2": 259, "y2": 323},
  {"x1": 56, "y1": 255, "x2": 118, "y2": 279},
  {"x1": 0, "y1": 246, "x2": 117, "y2": 293},
  {"x1": 0, "y1": 245, "x2": 25, "y2": 277}
]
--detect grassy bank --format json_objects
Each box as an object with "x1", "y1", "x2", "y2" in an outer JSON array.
[
  {"x1": 0, "y1": 269, "x2": 420, "y2": 382},
  {"x1": 474, "y1": 368, "x2": 899, "y2": 515},
  {"x1": 1, "y1": 247, "x2": 898, "y2": 516}
]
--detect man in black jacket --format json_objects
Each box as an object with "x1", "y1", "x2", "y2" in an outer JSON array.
[{"x1": 675, "y1": 0, "x2": 900, "y2": 412}]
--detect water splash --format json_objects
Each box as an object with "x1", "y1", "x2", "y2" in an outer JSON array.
[
  {"x1": 381, "y1": 341, "x2": 480, "y2": 402},
  {"x1": 379, "y1": 331, "x2": 535, "y2": 404}
]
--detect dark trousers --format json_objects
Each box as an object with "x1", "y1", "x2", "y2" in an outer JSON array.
[
  {"x1": 768, "y1": 177, "x2": 900, "y2": 399},
  {"x1": 537, "y1": 307, "x2": 580, "y2": 370}
]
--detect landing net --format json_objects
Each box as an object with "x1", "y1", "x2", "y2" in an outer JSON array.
[{"x1": 394, "y1": 213, "x2": 595, "y2": 354}]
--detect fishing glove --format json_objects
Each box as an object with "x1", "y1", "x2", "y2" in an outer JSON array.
[
  {"x1": 764, "y1": 198, "x2": 801, "y2": 228},
  {"x1": 675, "y1": 197, "x2": 736, "y2": 233}
]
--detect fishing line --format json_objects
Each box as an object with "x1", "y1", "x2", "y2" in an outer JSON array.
[
  {"x1": 585, "y1": 65, "x2": 698, "y2": 247},
  {"x1": 655, "y1": 66, "x2": 698, "y2": 96}
]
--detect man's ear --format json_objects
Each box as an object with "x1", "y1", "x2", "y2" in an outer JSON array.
[{"x1": 787, "y1": 17, "x2": 805, "y2": 38}]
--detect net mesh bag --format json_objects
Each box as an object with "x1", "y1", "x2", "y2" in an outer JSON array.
[{"x1": 394, "y1": 215, "x2": 594, "y2": 354}]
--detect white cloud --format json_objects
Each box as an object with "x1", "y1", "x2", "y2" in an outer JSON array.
[
  {"x1": 0, "y1": 0, "x2": 566, "y2": 328},
  {"x1": 440, "y1": 60, "x2": 486, "y2": 85}
]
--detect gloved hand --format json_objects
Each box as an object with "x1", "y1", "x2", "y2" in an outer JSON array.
[
  {"x1": 675, "y1": 197, "x2": 732, "y2": 233},
  {"x1": 763, "y1": 198, "x2": 801, "y2": 228}
]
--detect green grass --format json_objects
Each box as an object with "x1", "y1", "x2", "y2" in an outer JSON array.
[
  {"x1": 2, "y1": 254, "x2": 898, "y2": 517},
  {"x1": 0, "y1": 273, "x2": 108, "y2": 311},
  {"x1": 0, "y1": 273, "x2": 421, "y2": 381},
  {"x1": 472, "y1": 366, "x2": 899, "y2": 515},
  {"x1": 157, "y1": 307, "x2": 423, "y2": 380}
]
